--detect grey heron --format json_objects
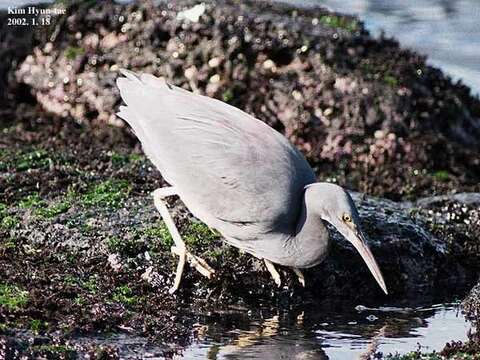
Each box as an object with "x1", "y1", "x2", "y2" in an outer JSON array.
[{"x1": 116, "y1": 70, "x2": 388, "y2": 295}]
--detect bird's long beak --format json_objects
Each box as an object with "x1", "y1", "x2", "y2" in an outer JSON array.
[{"x1": 346, "y1": 230, "x2": 388, "y2": 294}]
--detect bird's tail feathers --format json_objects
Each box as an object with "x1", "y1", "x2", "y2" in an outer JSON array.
[
  {"x1": 116, "y1": 104, "x2": 164, "y2": 173},
  {"x1": 119, "y1": 68, "x2": 141, "y2": 83},
  {"x1": 116, "y1": 69, "x2": 180, "y2": 177}
]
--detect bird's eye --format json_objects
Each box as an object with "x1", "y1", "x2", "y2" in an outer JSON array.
[{"x1": 342, "y1": 214, "x2": 352, "y2": 222}]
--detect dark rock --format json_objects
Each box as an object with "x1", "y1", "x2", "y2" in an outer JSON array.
[
  {"x1": 0, "y1": 3, "x2": 50, "y2": 108},
  {"x1": 463, "y1": 282, "x2": 480, "y2": 331},
  {"x1": 414, "y1": 193, "x2": 480, "y2": 272},
  {"x1": 439, "y1": 282, "x2": 480, "y2": 358}
]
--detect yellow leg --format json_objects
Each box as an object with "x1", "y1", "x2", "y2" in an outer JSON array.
[
  {"x1": 293, "y1": 268, "x2": 305, "y2": 287},
  {"x1": 264, "y1": 259, "x2": 281, "y2": 287},
  {"x1": 153, "y1": 188, "x2": 215, "y2": 294}
]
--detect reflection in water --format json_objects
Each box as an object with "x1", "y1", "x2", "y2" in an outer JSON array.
[
  {"x1": 281, "y1": 0, "x2": 480, "y2": 95},
  {"x1": 180, "y1": 305, "x2": 470, "y2": 359}
]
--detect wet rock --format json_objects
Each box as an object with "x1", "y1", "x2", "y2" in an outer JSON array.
[
  {"x1": 1, "y1": 133, "x2": 478, "y2": 305},
  {"x1": 414, "y1": 193, "x2": 480, "y2": 272},
  {"x1": 463, "y1": 282, "x2": 480, "y2": 331},
  {"x1": 440, "y1": 282, "x2": 480, "y2": 359}
]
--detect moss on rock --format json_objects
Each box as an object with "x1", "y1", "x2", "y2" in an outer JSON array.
[{"x1": 0, "y1": 284, "x2": 28, "y2": 311}]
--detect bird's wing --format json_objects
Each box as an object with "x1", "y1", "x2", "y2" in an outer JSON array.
[{"x1": 116, "y1": 70, "x2": 315, "y2": 231}]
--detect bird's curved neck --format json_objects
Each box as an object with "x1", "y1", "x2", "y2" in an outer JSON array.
[
  {"x1": 292, "y1": 187, "x2": 330, "y2": 268},
  {"x1": 236, "y1": 186, "x2": 329, "y2": 268}
]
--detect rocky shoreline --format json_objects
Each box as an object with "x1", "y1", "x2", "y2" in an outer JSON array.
[{"x1": 1, "y1": 0, "x2": 479, "y2": 358}]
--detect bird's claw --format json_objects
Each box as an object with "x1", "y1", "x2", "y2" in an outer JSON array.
[{"x1": 171, "y1": 246, "x2": 215, "y2": 280}]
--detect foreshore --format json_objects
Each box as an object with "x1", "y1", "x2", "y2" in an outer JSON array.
[{"x1": 1, "y1": 0, "x2": 479, "y2": 358}]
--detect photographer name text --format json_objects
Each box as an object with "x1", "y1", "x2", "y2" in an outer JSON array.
[
  {"x1": 8, "y1": 6, "x2": 65, "y2": 16},
  {"x1": 6, "y1": 5, "x2": 65, "y2": 26}
]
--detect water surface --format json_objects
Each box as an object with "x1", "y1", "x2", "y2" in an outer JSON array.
[
  {"x1": 178, "y1": 304, "x2": 469, "y2": 359},
  {"x1": 70, "y1": 304, "x2": 470, "y2": 358}
]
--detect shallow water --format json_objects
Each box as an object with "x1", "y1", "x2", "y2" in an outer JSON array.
[
  {"x1": 178, "y1": 304, "x2": 470, "y2": 359},
  {"x1": 78, "y1": 304, "x2": 470, "y2": 359}
]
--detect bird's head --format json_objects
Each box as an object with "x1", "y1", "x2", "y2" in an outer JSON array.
[{"x1": 306, "y1": 183, "x2": 388, "y2": 294}]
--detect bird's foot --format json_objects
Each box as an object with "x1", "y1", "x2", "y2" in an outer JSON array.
[
  {"x1": 171, "y1": 245, "x2": 215, "y2": 280},
  {"x1": 293, "y1": 268, "x2": 306, "y2": 287},
  {"x1": 264, "y1": 259, "x2": 282, "y2": 287},
  {"x1": 186, "y1": 251, "x2": 216, "y2": 278}
]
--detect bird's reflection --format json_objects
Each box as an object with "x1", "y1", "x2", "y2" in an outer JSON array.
[
  {"x1": 202, "y1": 313, "x2": 327, "y2": 359},
  {"x1": 184, "y1": 305, "x2": 467, "y2": 360}
]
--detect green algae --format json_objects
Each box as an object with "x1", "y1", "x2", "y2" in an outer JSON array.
[
  {"x1": 82, "y1": 275, "x2": 99, "y2": 294},
  {"x1": 1, "y1": 215, "x2": 19, "y2": 230},
  {"x1": 204, "y1": 249, "x2": 223, "y2": 259},
  {"x1": 109, "y1": 151, "x2": 130, "y2": 168},
  {"x1": 19, "y1": 192, "x2": 72, "y2": 219},
  {"x1": 73, "y1": 295, "x2": 86, "y2": 306},
  {"x1": 19, "y1": 192, "x2": 45, "y2": 209},
  {"x1": 16, "y1": 149, "x2": 53, "y2": 171},
  {"x1": 433, "y1": 170, "x2": 451, "y2": 182},
  {"x1": 65, "y1": 46, "x2": 85, "y2": 60},
  {"x1": 36, "y1": 200, "x2": 72, "y2": 218},
  {"x1": 142, "y1": 221, "x2": 173, "y2": 249},
  {"x1": 0, "y1": 284, "x2": 29, "y2": 311},
  {"x1": 32, "y1": 344, "x2": 76, "y2": 358},
  {"x1": 105, "y1": 235, "x2": 144, "y2": 257},
  {"x1": 184, "y1": 222, "x2": 220, "y2": 247},
  {"x1": 112, "y1": 285, "x2": 139, "y2": 306},
  {"x1": 105, "y1": 236, "x2": 123, "y2": 252},
  {"x1": 62, "y1": 275, "x2": 78, "y2": 286},
  {"x1": 384, "y1": 74, "x2": 399, "y2": 87},
  {"x1": 0, "y1": 147, "x2": 73, "y2": 174},
  {"x1": 29, "y1": 319, "x2": 48, "y2": 333},
  {"x1": 81, "y1": 179, "x2": 131, "y2": 209},
  {"x1": 222, "y1": 88, "x2": 234, "y2": 103},
  {"x1": 319, "y1": 14, "x2": 358, "y2": 32},
  {"x1": 104, "y1": 220, "x2": 218, "y2": 258},
  {"x1": 0, "y1": 203, "x2": 6, "y2": 217}
]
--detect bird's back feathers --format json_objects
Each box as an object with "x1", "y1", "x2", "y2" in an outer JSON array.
[{"x1": 116, "y1": 70, "x2": 316, "y2": 241}]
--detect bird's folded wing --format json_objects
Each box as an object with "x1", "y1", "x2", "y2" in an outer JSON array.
[{"x1": 116, "y1": 70, "x2": 315, "y2": 228}]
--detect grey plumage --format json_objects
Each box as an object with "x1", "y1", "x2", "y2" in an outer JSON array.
[{"x1": 116, "y1": 70, "x2": 387, "y2": 294}]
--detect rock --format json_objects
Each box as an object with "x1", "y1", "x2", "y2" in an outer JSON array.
[
  {"x1": 414, "y1": 193, "x2": 480, "y2": 272},
  {"x1": 439, "y1": 281, "x2": 480, "y2": 357},
  {"x1": 2, "y1": 149, "x2": 477, "y2": 305},
  {"x1": 9, "y1": 178, "x2": 472, "y2": 353},
  {"x1": 4, "y1": 0, "x2": 479, "y2": 199},
  {"x1": 463, "y1": 282, "x2": 480, "y2": 328}
]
